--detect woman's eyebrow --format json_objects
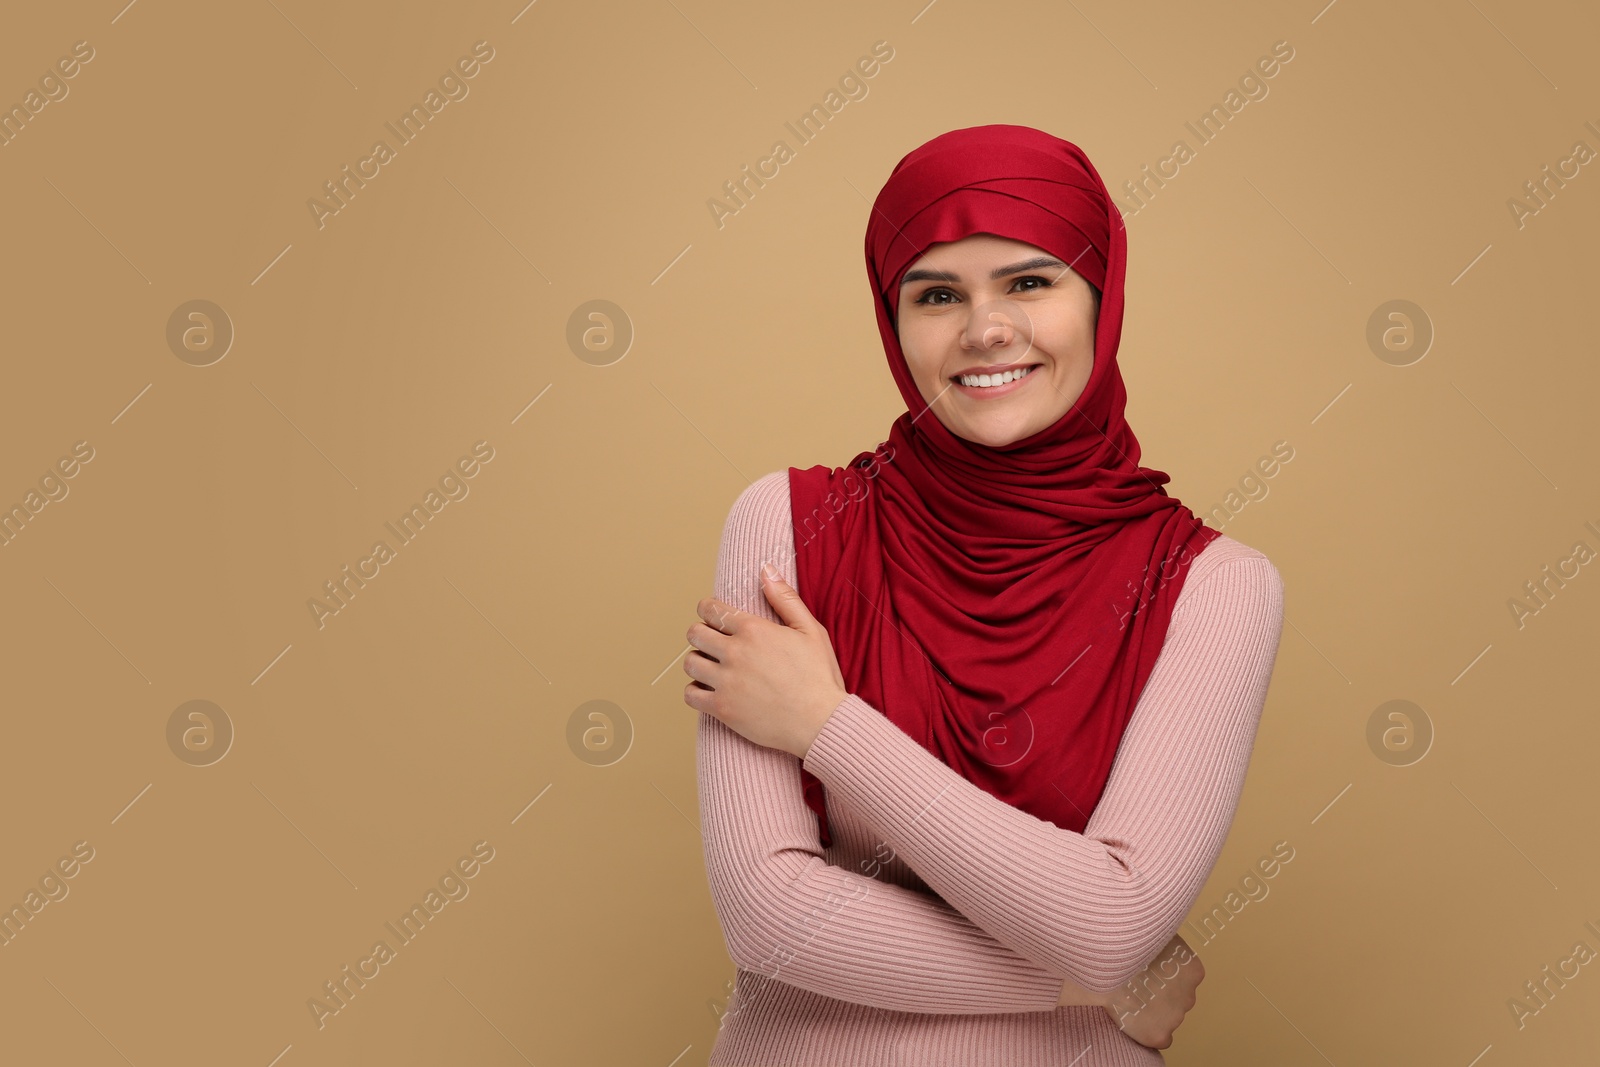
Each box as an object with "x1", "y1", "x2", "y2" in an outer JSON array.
[{"x1": 900, "y1": 256, "x2": 1067, "y2": 286}]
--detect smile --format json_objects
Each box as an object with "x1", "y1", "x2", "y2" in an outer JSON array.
[{"x1": 950, "y1": 363, "x2": 1040, "y2": 397}]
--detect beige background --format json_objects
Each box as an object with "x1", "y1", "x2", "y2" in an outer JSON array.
[{"x1": 1, "y1": 0, "x2": 1596, "y2": 1063}]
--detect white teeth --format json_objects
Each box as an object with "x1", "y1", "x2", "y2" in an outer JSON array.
[{"x1": 957, "y1": 364, "x2": 1036, "y2": 388}]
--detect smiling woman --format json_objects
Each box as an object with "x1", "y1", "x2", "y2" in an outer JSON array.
[
  {"x1": 896, "y1": 235, "x2": 1101, "y2": 448},
  {"x1": 688, "y1": 124, "x2": 1284, "y2": 1065}
]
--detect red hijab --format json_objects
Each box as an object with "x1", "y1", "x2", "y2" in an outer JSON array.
[{"x1": 789, "y1": 124, "x2": 1222, "y2": 849}]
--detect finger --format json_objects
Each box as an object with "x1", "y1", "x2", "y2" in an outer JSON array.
[
  {"x1": 697, "y1": 596, "x2": 742, "y2": 634},
  {"x1": 686, "y1": 621, "x2": 729, "y2": 661},
  {"x1": 683, "y1": 680, "x2": 718, "y2": 715},
  {"x1": 759, "y1": 564, "x2": 819, "y2": 632},
  {"x1": 682, "y1": 650, "x2": 720, "y2": 685}
]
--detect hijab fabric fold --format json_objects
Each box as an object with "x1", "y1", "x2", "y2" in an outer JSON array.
[{"x1": 788, "y1": 124, "x2": 1222, "y2": 848}]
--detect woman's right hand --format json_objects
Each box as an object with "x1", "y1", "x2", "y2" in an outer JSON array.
[{"x1": 1101, "y1": 933, "x2": 1205, "y2": 1050}]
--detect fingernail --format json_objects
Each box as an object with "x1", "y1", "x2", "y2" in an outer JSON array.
[{"x1": 761, "y1": 562, "x2": 779, "y2": 582}]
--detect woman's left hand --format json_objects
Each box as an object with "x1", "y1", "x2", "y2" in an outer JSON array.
[{"x1": 683, "y1": 564, "x2": 850, "y2": 760}]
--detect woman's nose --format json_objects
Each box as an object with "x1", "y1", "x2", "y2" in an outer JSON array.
[{"x1": 963, "y1": 300, "x2": 1022, "y2": 350}]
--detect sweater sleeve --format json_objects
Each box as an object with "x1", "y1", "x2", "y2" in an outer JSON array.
[
  {"x1": 800, "y1": 540, "x2": 1285, "y2": 995},
  {"x1": 695, "y1": 472, "x2": 1070, "y2": 1014}
]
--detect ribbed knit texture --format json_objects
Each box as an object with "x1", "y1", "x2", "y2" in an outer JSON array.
[{"x1": 697, "y1": 471, "x2": 1284, "y2": 1066}]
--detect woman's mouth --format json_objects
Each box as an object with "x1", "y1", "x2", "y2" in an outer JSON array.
[{"x1": 950, "y1": 363, "x2": 1041, "y2": 398}]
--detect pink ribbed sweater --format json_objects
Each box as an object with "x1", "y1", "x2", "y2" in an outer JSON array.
[{"x1": 696, "y1": 470, "x2": 1284, "y2": 1066}]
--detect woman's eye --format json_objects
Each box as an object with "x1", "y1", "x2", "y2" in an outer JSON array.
[{"x1": 912, "y1": 276, "x2": 1054, "y2": 305}]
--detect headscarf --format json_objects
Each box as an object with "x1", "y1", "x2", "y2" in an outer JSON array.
[{"x1": 788, "y1": 124, "x2": 1222, "y2": 848}]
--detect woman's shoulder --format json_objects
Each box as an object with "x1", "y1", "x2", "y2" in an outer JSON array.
[
  {"x1": 718, "y1": 472, "x2": 796, "y2": 573},
  {"x1": 1175, "y1": 531, "x2": 1284, "y2": 623},
  {"x1": 1190, "y1": 530, "x2": 1274, "y2": 570},
  {"x1": 725, "y1": 470, "x2": 792, "y2": 527}
]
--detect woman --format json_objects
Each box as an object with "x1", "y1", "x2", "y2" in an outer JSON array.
[{"x1": 684, "y1": 124, "x2": 1284, "y2": 1065}]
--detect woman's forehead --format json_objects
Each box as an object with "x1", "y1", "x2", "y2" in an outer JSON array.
[{"x1": 908, "y1": 233, "x2": 1050, "y2": 261}]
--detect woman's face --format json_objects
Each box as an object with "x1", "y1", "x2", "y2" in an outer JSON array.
[{"x1": 896, "y1": 233, "x2": 1099, "y2": 448}]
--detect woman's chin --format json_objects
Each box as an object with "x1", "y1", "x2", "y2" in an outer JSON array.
[{"x1": 953, "y1": 412, "x2": 1043, "y2": 448}]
